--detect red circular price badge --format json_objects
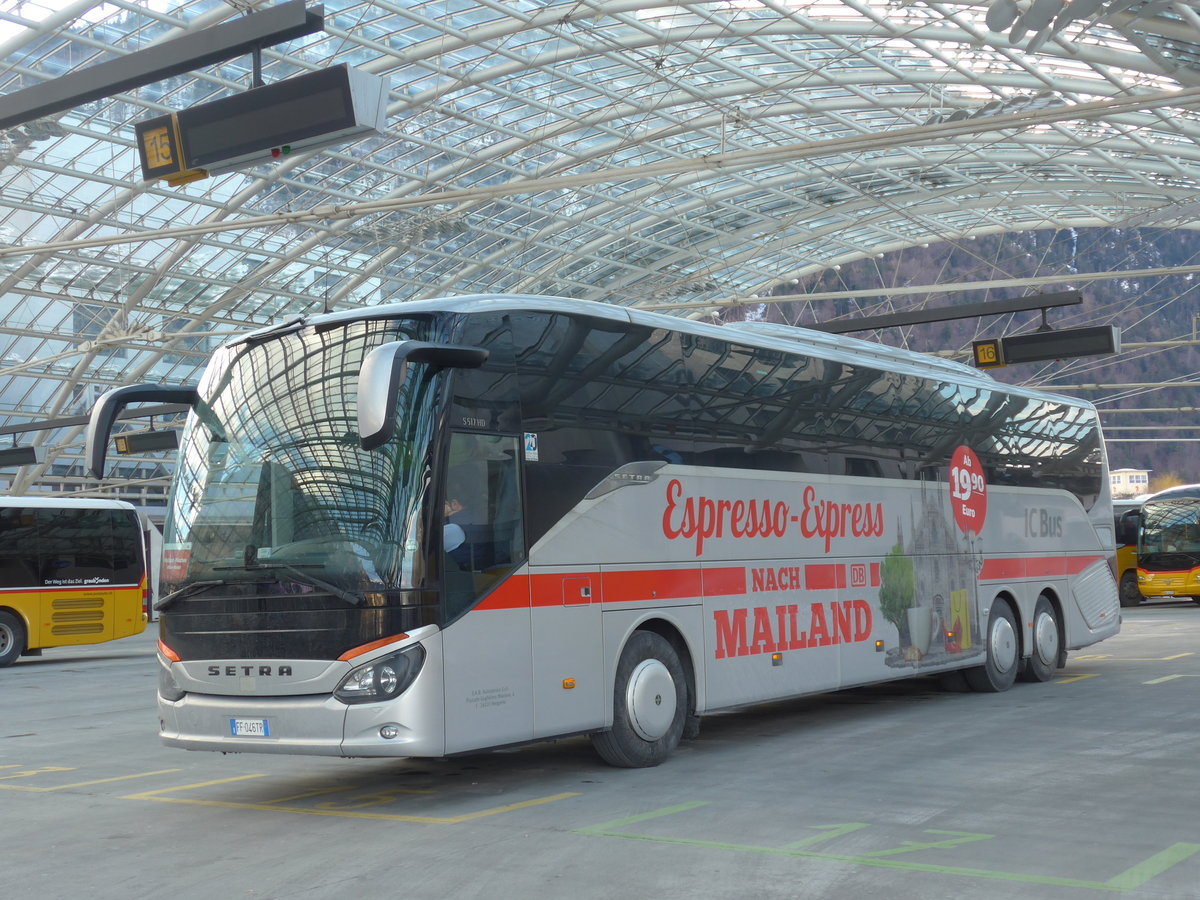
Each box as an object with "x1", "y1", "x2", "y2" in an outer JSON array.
[{"x1": 949, "y1": 445, "x2": 987, "y2": 536}]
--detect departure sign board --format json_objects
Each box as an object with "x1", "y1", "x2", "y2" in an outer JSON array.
[
  {"x1": 1001, "y1": 325, "x2": 1121, "y2": 365},
  {"x1": 971, "y1": 325, "x2": 1121, "y2": 368},
  {"x1": 134, "y1": 64, "x2": 386, "y2": 184}
]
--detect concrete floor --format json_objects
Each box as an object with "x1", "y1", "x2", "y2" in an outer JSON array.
[{"x1": 2, "y1": 603, "x2": 1198, "y2": 900}]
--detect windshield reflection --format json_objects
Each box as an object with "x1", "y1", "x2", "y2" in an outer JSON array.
[{"x1": 162, "y1": 316, "x2": 441, "y2": 597}]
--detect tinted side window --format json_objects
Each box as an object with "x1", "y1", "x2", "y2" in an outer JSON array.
[
  {"x1": 0, "y1": 508, "x2": 38, "y2": 588},
  {"x1": 1115, "y1": 510, "x2": 1141, "y2": 545},
  {"x1": 509, "y1": 311, "x2": 1104, "y2": 543},
  {"x1": 110, "y1": 511, "x2": 145, "y2": 584},
  {"x1": 441, "y1": 432, "x2": 525, "y2": 620},
  {"x1": 37, "y1": 508, "x2": 116, "y2": 585},
  {"x1": 450, "y1": 313, "x2": 521, "y2": 433}
]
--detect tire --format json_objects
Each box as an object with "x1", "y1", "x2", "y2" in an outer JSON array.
[
  {"x1": 1119, "y1": 571, "x2": 1142, "y2": 608},
  {"x1": 0, "y1": 610, "x2": 26, "y2": 668},
  {"x1": 964, "y1": 599, "x2": 1019, "y2": 693},
  {"x1": 938, "y1": 669, "x2": 971, "y2": 692},
  {"x1": 591, "y1": 630, "x2": 687, "y2": 768},
  {"x1": 1018, "y1": 595, "x2": 1060, "y2": 683}
]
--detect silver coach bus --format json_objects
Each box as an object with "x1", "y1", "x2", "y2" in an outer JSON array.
[{"x1": 88, "y1": 296, "x2": 1119, "y2": 766}]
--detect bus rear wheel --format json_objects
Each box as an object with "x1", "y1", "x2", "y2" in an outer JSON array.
[
  {"x1": 591, "y1": 630, "x2": 687, "y2": 768},
  {"x1": 0, "y1": 611, "x2": 26, "y2": 668},
  {"x1": 965, "y1": 599, "x2": 1018, "y2": 692},
  {"x1": 1018, "y1": 596, "x2": 1060, "y2": 683}
]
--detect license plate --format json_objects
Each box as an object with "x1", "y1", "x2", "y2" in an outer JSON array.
[{"x1": 230, "y1": 718, "x2": 269, "y2": 737}]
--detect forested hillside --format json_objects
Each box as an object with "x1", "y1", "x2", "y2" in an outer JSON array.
[{"x1": 726, "y1": 228, "x2": 1200, "y2": 485}]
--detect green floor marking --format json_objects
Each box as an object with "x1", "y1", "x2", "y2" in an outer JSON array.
[
  {"x1": 574, "y1": 804, "x2": 1200, "y2": 892},
  {"x1": 860, "y1": 829, "x2": 992, "y2": 858},
  {"x1": 1144, "y1": 674, "x2": 1200, "y2": 684},
  {"x1": 783, "y1": 823, "x2": 870, "y2": 850},
  {"x1": 1103, "y1": 844, "x2": 1200, "y2": 891},
  {"x1": 574, "y1": 801, "x2": 710, "y2": 835}
]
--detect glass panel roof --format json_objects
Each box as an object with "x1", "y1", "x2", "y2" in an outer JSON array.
[{"x1": 2, "y1": 0, "x2": 1199, "y2": 493}]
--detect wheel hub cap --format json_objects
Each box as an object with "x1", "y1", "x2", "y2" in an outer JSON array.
[
  {"x1": 1033, "y1": 611, "x2": 1059, "y2": 666},
  {"x1": 626, "y1": 659, "x2": 676, "y2": 741},
  {"x1": 991, "y1": 615, "x2": 1018, "y2": 674}
]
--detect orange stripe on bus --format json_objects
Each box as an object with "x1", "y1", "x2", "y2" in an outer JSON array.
[{"x1": 338, "y1": 633, "x2": 411, "y2": 661}]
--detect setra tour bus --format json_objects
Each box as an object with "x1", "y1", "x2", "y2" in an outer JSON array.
[
  {"x1": 0, "y1": 496, "x2": 150, "y2": 667},
  {"x1": 87, "y1": 296, "x2": 1120, "y2": 766},
  {"x1": 1136, "y1": 484, "x2": 1200, "y2": 604}
]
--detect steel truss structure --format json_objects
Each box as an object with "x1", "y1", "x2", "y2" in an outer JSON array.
[{"x1": 1, "y1": 0, "x2": 1199, "y2": 494}]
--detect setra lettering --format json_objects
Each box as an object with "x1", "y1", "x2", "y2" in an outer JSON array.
[{"x1": 206, "y1": 665, "x2": 294, "y2": 677}]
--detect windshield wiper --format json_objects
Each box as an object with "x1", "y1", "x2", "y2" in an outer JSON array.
[
  {"x1": 154, "y1": 579, "x2": 224, "y2": 612},
  {"x1": 213, "y1": 562, "x2": 363, "y2": 606}
]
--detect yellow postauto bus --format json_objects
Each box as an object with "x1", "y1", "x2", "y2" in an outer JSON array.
[
  {"x1": 1113, "y1": 498, "x2": 1143, "y2": 607},
  {"x1": 0, "y1": 497, "x2": 149, "y2": 667},
  {"x1": 1137, "y1": 485, "x2": 1200, "y2": 604}
]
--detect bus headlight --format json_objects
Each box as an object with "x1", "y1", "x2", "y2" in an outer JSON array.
[{"x1": 335, "y1": 645, "x2": 425, "y2": 704}]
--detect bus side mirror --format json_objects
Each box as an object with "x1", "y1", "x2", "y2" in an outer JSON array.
[
  {"x1": 358, "y1": 341, "x2": 489, "y2": 451},
  {"x1": 86, "y1": 384, "x2": 198, "y2": 479}
]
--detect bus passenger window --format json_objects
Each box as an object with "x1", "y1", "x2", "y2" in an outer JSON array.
[{"x1": 442, "y1": 432, "x2": 525, "y2": 618}]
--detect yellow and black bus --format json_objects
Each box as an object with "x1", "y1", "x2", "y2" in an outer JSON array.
[
  {"x1": 1137, "y1": 485, "x2": 1200, "y2": 605},
  {"x1": 0, "y1": 497, "x2": 149, "y2": 667},
  {"x1": 1113, "y1": 498, "x2": 1144, "y2": 607}
]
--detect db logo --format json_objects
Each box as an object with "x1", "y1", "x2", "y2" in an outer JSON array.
[{"x1": 850, "y1": 564, "x2": 867, "y2": 588}]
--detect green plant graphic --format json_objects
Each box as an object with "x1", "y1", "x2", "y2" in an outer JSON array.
[{"x1": 879, "y1": 540, "x2": 916, "y2": 645}]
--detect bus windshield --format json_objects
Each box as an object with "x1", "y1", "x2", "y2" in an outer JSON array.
[
  {"x1": 1139, "y1": 491, "x2": 1200, "y2": 569},
  {"x1": 162, "y1": 316, "x2": 441, "y2": 599}
]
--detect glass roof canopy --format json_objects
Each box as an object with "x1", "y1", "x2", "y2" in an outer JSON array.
[{"x1": 1, "y1": 0, "x2": 1199, "y2": 494}]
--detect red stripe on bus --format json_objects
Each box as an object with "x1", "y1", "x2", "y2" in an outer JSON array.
[
  {"x1": 478, "y1": 566, "x2": 749, "y2": 611},
  {"x1": 702, "y1": 566, "x2": 747, "y2": 597},
  {"x1": 601, "y1": 568, "x2": 702, "y2": 604},
  {"x1": 476, "y1": 575, "x2": 533, "y2": 610},
  {"x1": 473, "y1": 553, "x2": 1109, "y2": 612},
  {"x1": 977, "y1": 555, "x2": 1106, "y2": 581},
  {"x1": 805, "y1": 564, "x2": 846, "y2": 590}
]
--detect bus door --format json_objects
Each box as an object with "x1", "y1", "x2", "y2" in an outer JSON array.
[
  {"x1": 439, "y1": 431, "x2": 535, "y2": 754},
  {"x1": 530, "y1": 564, "x2": 602, "y2": 738}
]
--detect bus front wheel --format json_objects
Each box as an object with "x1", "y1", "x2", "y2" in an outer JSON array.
[
  {"x1": 965, "y1": 600, "x2": 1018, "y2": 692},
  {"x1": 1119, "y1": 571, "x2": 1142, "y2": 607},
  {"x1": 591, "y1": 630, "x2": 687, "y2": 768},
  {"x1": 0, "y1": 611, "x2": 26, "y2": 668}
]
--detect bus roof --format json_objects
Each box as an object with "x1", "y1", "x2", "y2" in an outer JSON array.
[
  {"x1": 0, "y1": 496, "x2": 137, "y2": 511},
  {"x1": 1142, "y1": 484, "x2": 1200, "y2": 504},
  {"x1": 230, "y1": 294, "x2": 1095, "y2": 411}
]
